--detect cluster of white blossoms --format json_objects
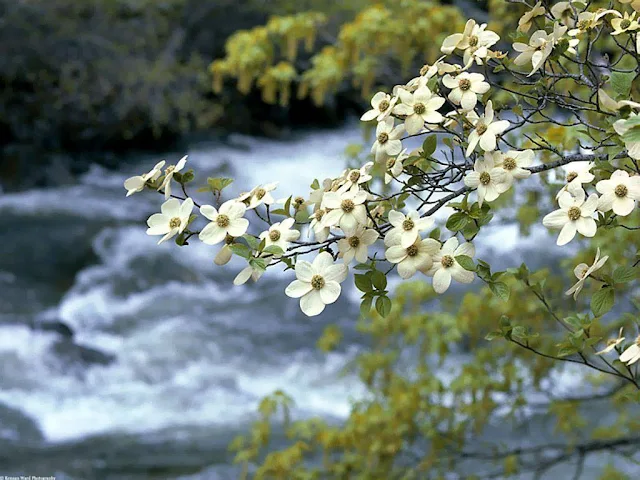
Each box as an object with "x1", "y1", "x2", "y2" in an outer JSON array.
[{"x1": 123, "y1": 0, "x2": 640, "y2": 357}]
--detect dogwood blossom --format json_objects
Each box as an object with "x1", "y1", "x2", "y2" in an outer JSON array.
[
  {"x1": 595, "y1": 328, "x2": 625, "y2": 355},
  {"x1": 322, "y1": 187, "x2": 368, "y2": 234},
  {"x1": 285, "y1": 252, "x2": 348, "y2": 316},
  {"x1": 386, "y1": 237, "x2": 440, "y2": 279},
  {"x1": 337, "y1": 162, "x2": 373, "y2": 193},
  {"x1": 385, "y1": 209, "x2": 434, "y2": 248},
  {"x1": 124, "y1": 160, "x2": 165, "y2": 196},
  {"x1": 542, "y1": 188, "x2": 598, "y2": 246},
  {"x1": 465, "y1": 101, "x2": 510, "y2": 156},
  {"x1": 551, "y1": 1, "x2": 579, "y2": 27},
  {"x1": 146, "y1": 197, "x2": 194, "y2": 244},
  {"x1": 619, "y1": 0, "x2": 640, "y2": 12},
  {"x1": 495, "y1": 149, "x2": 534, "y2": 186},
  {"x1": 513, "y1": 24, "x2": 568, "y2": 76},
  {"x1": 619, "y1": 336, "x2": 640, "y2": 365},
  {"x1": 338, "y1": 226, "x2": 379, "y2": 264},
  {"x1": 158, "y1": 155, "x2": 188, "y2": 199},
  {"x1": 392, "y1": 87, "x2": 445, "y2": 134},
  {"x1": 518, "y1": 2, "x2": 546, "y2": 32},
  {"x1": 199, "y1": 200, "x2": 249, "y2": 245},
  {"x1": 309, "y1": 209, "x2": 330, "y2": 242},
  {"x1": 214, "y1": 240, "x2": 234, "y2": 266},
  {"x1": 259, "y1": 218, "x2": 300, "y2": 254},
  {"x1": 611, "y1": 11, "x2": 639, "y2": 35},
  {"x1": 568, "y1": 10, "x2": 621, "y2": 36},
  {"x1": 613, "y1": 114, "x2": 640, "y2": 160},
  {"x1": 240, "y1": 182, "x2": 278, "y2": 209},
  {"x1": 424, "y1": 237, "x2": 475, "y2": 294},
  {"x1": 442, "y1": 72, "x2": 490, "y2": 111},
  {"x1": 360, "y1": 92, "x2": 398, "y2": 122},
  {"x1": 464, "y1": 154, "x2": 508, "y2": 206},
  {"x1": 385, "y1": 150, "x2": 407, "y2": 184},
  {"x1": 565, "y1": 248, "x2": 609, "y2": 300},
  {"x1": 440, "y1": 19, "x2": 499, "y2": 66},
  {"x1": 596, "y1": 169, "x2": 640, "y2": 216},
  {"x1": 371, "y1": 118, "x2": 405, "y2": 163}
]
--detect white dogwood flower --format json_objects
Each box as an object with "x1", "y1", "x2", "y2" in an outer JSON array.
[
  {"x1": 442, "y1": 72, "x2": 490, "y2": 111},
  {"x1": 259, "y1": 218, "x2": 300, "y2": 254},
  {"x1": 441, "y1": 19, "x2": 499, "y2": 66},
  {"x1": 309, "y1": 209, "x2": 331, "y2": 242},
  {"x1": 386, "y1": 237, "x2": 440, "y2": 279},
  {"x1": 611, "y1": 11, "x2": 639, "y2": 35},
  {"x1": 371, "y1": 118, "x2": 405, "y2": 162},
  {"x1": 285, "y1": 252, "x2": 348, "y2": 316},
  {"x1": 124, "y1": 160, "x2": 165, "y2": 196},
  {"x1": 385, "y1": 149, "x2": 408, "y2": 184},
  {"x1": 542, "y1": 188, "x2": 598, "y2": 246},
  {"x1": 513, "y1": 25, "x2": 567, "y2": 76},
  {"x1": 595, "y1": 327, "x2": 625, "y2": 355},
  {"x1": 565, "y1": 248, "x2": 609, "y2": 300},
  {"x1": 239, "y1": 182, "x2": 278, "y2": 209},
  {"x1": 338, "y1": 226, "x2": 379, "y2": 264},
  {"x1": 322, "y1": 187, "x2": 368, "y2": 234},
  {"x1": 555, "y1": 162, "x2": 595, "y2": 201},
  {"x1": 158, "y1": 155, "x2": 188, "y2": 199},
  {"x1": 425, "y1": 237, "x2": 475, "y2": 294},
  {"x1": 385, "y1": 209, "x2": 435, "y2": 248},
  {"x1": 518, "y1": 2, "x2": 546, "y2": 32},
  {"x1": 596, "y1": 169, "x2": 640, "y2": 216},
  {"x1": 464, "y1": 153, "x2": 509, "y2": 206},
  {"x1": 465, "y1": 101, "x2": 510, "y2": 156},
  {"x1": 494, "y1": 149, "x2": 534, "y2": 186},
  {"x1": 614, "y1": 114, "x2": 640, "y2": 160},
  {"x1": 199, "y1": 200, "x2": 249, "y2": 245},
  {"x1": 392, "y1": 87, "x2": 445, "y2": 134},
  {"x1": 337, "y1": 162, "x2": 373, "y2": 193},
  {"x1": 568, "y1": 10, "x2": 621, "y2": 36},
  {"x1": 361, "y1": 92, "x2": 398, "y2": 122},
  {"x1": 620, "y1": 336, "x2": 640, "y2": 366},
  {"x1": 551, "y1": 1, "x2": 578, "y2": 28},
  {"x1": 146, "y1": 197, "x2": 194, "y2": 244}
]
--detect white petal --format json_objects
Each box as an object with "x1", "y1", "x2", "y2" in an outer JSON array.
[
  {"x1": 285, "y1": 280, "x2": 313, "y2": 298},
  {"x1": 320, "y1": 281, "x2": 341, "y2": 304},
  {"x1": 433, "y1": 268, "x2": 452, "y2": 293},
  {"x1": 199, "y1": 223, "x2": 227, "y2": 245},
  {"x1": 295, "y1": 261, "x2": 314, "y2": 282},
  {"x1": 300, "y1": 290, "x2": 326, "y2": 316},
  {"x1": 557, "y1": 222, "x2": 577, "y2": 246}
]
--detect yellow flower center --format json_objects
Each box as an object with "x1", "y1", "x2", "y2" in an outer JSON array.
[
  {"x1": 269, "y1": 230, "x2": 281, "y2": 241},
  {"x1": 348, "y1": 236, "x2": 361, "y2": 248},
  {"x1": 377, "y1": 132, "x2": 389, "y2": 144},
  {"x1": 458, "y1": 78, "x2": 472, "y2": 91},
  {"x1": 349, "y1": 171, "x2": 361, "y2": 183},
  {"x1": 615, "y1": 184, "x2": 628, "y2": 198},
  {"x1": 476, "y1": 123, "x2": 488, "y2": 135},
  {"x1": 621, "y1": 19, "x2": 631, "y2": 29},
  {"x1": 406, "y1": 244, "x2": 419, "y2": 257},
  {"x1": 479, "y1": 171, "x2": 491, "y2": 185},
  {"x1": 402, "y1": 218, "x2": 415, "y2": 231},
  {"x1": 567, "y1": 206, "x2": 582, "y2": 221},
  {"x1": 441, "y1": 255, "x2": 455, "y2": 268},
  {"x1": 165, "y1": 165, "x2": 175, "y2": 175},
  {"x1": 216, "y1": 214, "x2": 230, "y2": 228},
  {"x1": 311, "y1": 274, "x2": 325, "y2": 290},
  {"x1": 169, "y1": 217, "x2": 181, "y2": 229},
  {"x1": 378, "y1": 99, "x2": 390, "y2": 112},
  {"x1": 413, "y1": 103, "x2": 426, "y2": 115},
  {"x1": 341, "y1": 199, "x2": 355, "y2": 213},
  {"x1": 314, "y1": 209, "x2": 325, "y2": 221},
  {"x1": 468, "y1": 35, "x2": 479, "y2": 47},
  {"x1": 577, "y1": 19, "x2": 590, "y2": 30},
  {"x1": 255, "y1": 188, "x2": 266, "y2": 200},
  {"x1": 566, "y1": 171, "x2": 578, "y2": 182},
  {"x1": 503, "y1": 157, "x2": 516, "y2": 170}
]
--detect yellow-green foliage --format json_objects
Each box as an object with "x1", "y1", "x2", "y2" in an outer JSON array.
[{"x1": 211, "y1": 1, "x2": 464, "y2": 107}]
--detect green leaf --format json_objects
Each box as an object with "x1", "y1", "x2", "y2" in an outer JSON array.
[
  {"x1": 591, "y1": 287, "x2": 615, "y2": 317},
  {"x1": 229, "y1": 244, "x2": 251, "y2": 259},
  {"x1": 485, "y1": 331, "x2": 503, "y2": 341},
  {"x1": 622, "y1": 126, "x2": 640, "y2": 144},
  {"x1": 375, "y1": 295, "x2": 392, "y2": 318},
  {"x1": 360, "y1": 296, "x2": 373, "y2": 316},
  {"x1": 446, "y1": 212, "x2": 469, "y2": 231},
  {"x1": 207, "y1": 177, "x2": 234, "y2": 192},
  {"x1": 455, "y1": 255, "x2": 476, "y2": 271},
  {"x1": 180, "y1": 169, "x2": 195, "y2": 184},
  {"x1": 429, "y1": 227, "x2": 441, "y2": 240},
  {"x1": 263, "y1": 245, "x2": 284, "y2": 256},
  {"x1": 422, "y1": 135, "x2": 437, "y2": 157},
  {"x1": 613, "y1": 266, "x2": 636, "y2": 284},
  {"x1": 243, "y1": 235, "x2": 261, "y2": 250},
  {"x1": 370, "y1": 270, "x2": 387, "y2": 290},
  {"x1": 489, "y1": 282, "x2": 510, "y2": 302},
  {"x1": 250, "y1": 257, "x2": 268, "y2": 272},
  {"x1": 354, "y1": 274, "x2": 373, "y2": 293},
  {"x1": 610, "y1": 71, "x2": 636, "y2": 98},
  {"x1": 557, "y1": 345, "x2": 579, "y2": 358}
]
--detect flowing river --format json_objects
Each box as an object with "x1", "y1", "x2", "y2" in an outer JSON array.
[{"x1": 0, "y1": 126, "x2": 633, "y2": 479}]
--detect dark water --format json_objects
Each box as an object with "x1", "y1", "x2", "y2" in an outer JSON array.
[{"x1": 0, "y1": 128, "x2": 635, "y2": 479}]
